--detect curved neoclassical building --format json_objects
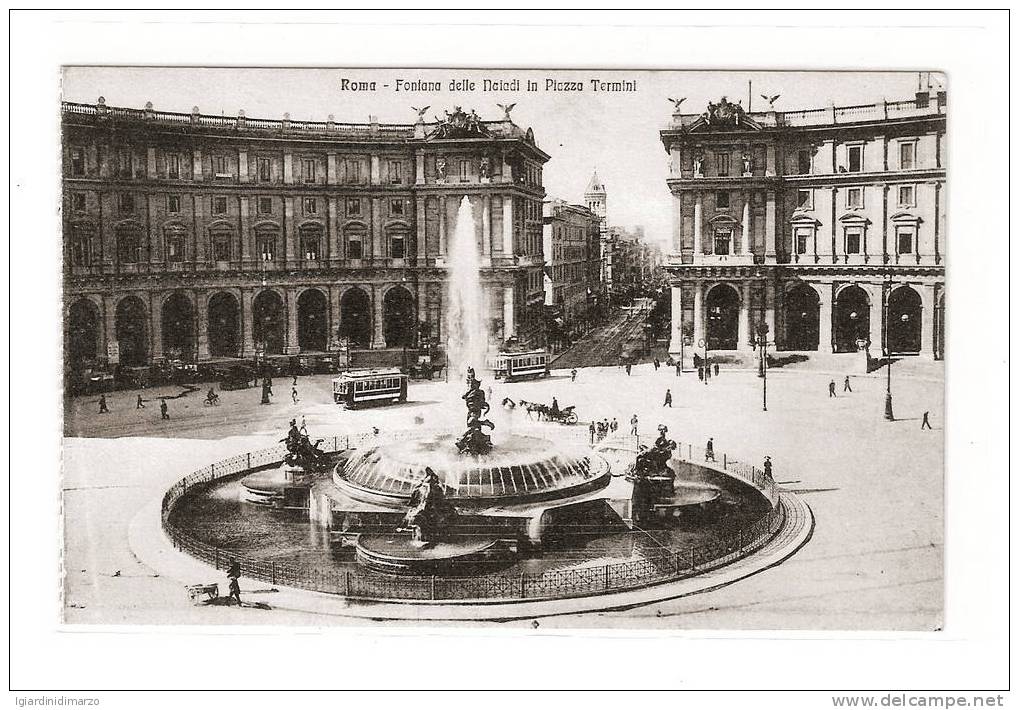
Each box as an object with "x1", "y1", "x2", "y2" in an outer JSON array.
[
  {"x1": 62, "y1": 100, "x2": 548, "y2": 376},
  {"x1": 660, "y1": 90, "x2": 946, "y2": 360}
]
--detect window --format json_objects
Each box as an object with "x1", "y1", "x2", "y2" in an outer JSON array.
[
  {"x1": 847, "y1": 144, "x2": 863, "y2": 173},
  {"x1": 346, "y1": 160, "x2": 361, "y2": 183},
  {"x1": 212, "y1": 196, "x2": 228, "y2": 215},
  {"x1": 797, "y1": 149, "x2": 811, "y2": 175},
  {"x1": 257, "y1": 197, "x2": 272, "y2": 215},
  {"x1": 70, "y1": 224, "x2": 93, "y2": 266},
  {"x1": 347, "y1": 233, "x2": 363, "y2": 259},
  {"x1": 303, "y1": 197, "x2": 318, "y2": 215},
  {"x1": 165, "y1": 225, "x2": 186, "y2": 263},
  {"x1": 71, "y1": 193, "x2": 86, "y2": 213},
  {"x1": 390, "y1": 199, "x2": 404, "y2": 217},
  {"x1": 118, "y1": 193, "x2": 135, "y2": 214},
  {"x1": 795, "y1": 227, "x2": 812, "y2": 255},
  {"x1": 391, "y1": 233, "x2": 406, "y2": 259},
  {"x1": 899, "y1": 142, "x2": 915, "y2": 170},
  {"x1": 302, "y1": 158, "x2": 316, "y2": 183},
  {"x1": 845, "y1": 228, "x2": 862, "y2": 255},
  {"x1": 214, "y1": 155, "x2": 229, "y2": 177},
  {"x1": 118, "y1": 149, "x2": 133, "y2": 178},
  {"x1": 846, "y1": 187, "x2": 863, "y2": 209},
  {"x1": 713, "y1": 229, "x2": 731, "y2": 255},
  {"x1": 897, "y1": 185, "x2": 915, "y2": 207},
  {"x1": 716, "y1": 152, "x2": 730, "y2": 177},
  {"x1": 167, "y1": 195, "x2": 181, "y2": 214},
  {"x1": 390, "y1": 161, "x2": 402, "y2": 184},
  {"x1": 715, "y1": 191, "x2": 730, "y2": 209},
  {"x1": 896, "y1": 227, "x2": 914, "y2": 255},
  {"x1": 167, "y1": 154, "x2": 180, "y2": 180},
  {"x1": 301, "y1": 234, "x2": 320, "y2": 261},
  {"x1": 211, "y1": 229, "x2": 232, "y2": 261},
  {"x1": 346, "y1": 198, "x2": 361, "y2": 217},
  {"x1": 257, "y1": 231, "x2": 277, "y2": 261},
  {"x1": 116, "y1": 225, "x2": 141, "y2": 264},
  {"x1": 459, "y1": 160, "x2": 469, "y2": 182},
  {"x1": 70, "y1": 148, "x2": 86, "y2": 176},
  {"x1": 257, "y1": 157, "x2": 271, "y2": 182},
  {"x1": 797, "y1": 189, "x2": 812, "y2": 209}
]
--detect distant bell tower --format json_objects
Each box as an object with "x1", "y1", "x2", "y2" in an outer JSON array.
[{"x1": 584, "y1": 169, "x2": 607, "y2": 225}]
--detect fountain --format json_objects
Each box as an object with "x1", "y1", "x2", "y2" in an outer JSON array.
[{"x1": 445, "y1": 195, "x2": 489, "y2": 382}]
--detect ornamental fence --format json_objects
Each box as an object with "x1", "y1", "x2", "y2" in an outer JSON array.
[{"x1": 161, "y1": 426, "x2": 784, "y2": 603}]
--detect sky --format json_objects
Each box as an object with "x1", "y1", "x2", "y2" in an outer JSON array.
[{"x1": 62, "y1": 68, "x2": 932, "y2": 249}]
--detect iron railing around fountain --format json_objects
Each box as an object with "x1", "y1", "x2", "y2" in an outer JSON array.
[{"x1": 160, "y1": 428, "x2": 786, "y2": 603}]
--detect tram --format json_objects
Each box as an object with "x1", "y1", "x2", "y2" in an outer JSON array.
[
  {"x1": 487, "y1": 349, "x2": 551, "y2": 381},
  {"x1": 332, "y1": 368, "x2": 408, "y2": 409}
]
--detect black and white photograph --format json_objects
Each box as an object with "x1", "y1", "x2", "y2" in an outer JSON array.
[{"x1": 7, "y1": 9, "x2": 1011, "y2": 704}]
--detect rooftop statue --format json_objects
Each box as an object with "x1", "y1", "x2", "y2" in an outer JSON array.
[{"x1": 430, "y1": 106, "x2": 490, "y2": 139}]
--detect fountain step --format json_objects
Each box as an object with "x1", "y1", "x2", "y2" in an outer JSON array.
[{"x1": 354, "y1": 533, "x2": 514, "y2": 575}]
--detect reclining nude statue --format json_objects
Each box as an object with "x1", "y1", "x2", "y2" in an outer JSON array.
[{"x1": 400, "y1": 467, "x2": 457, "y2": 544}]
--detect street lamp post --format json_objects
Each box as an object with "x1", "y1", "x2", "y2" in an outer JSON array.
[
  {"x1": 754, "y1": 321, "x2": 770, "y2": 411},
  {"x1": 883, "y1": 282, "x2": 894, "y2": 421}
]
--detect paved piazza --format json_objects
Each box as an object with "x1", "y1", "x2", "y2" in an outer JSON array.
[{"x1": 63, "y1": 360, "x2": 943, "y2": 630}]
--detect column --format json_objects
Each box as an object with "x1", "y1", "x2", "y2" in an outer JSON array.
[
  {"x1": 741, "y1": 196, "x2": 752, "y2": 256},
  {"x1": 146, "y1": 147, "x2": 157, "y2": 179},
  {"x1": 192, "y1": 149, "x2": 203, "y2": 181},
  {"x1": 765, "y1": 145, "x2": 776, "y2": 177},
  {"x1": 285, "y1": 287, "x2": 300, "y2": 355},
  {"x1": 240, "y1": 289, "x2": 255, "y2": 357},
  {"x1": 282, "y1": 151, "x2": 293, "y2": 184},
  {"x1": 817, "y1": 284, "x2": 833, "y2": 353},
  {"x1": 692, "y1": 282, "x2": 705, "y2": 347},
  {"x1": 416, "y1": 282, "x2": 429, "y2": 337},
  {"x1": 239, "y1": 196, "x2": 252, "y2": 265},
  {"x1": 672, "y1": 193, "x2": 683, "y2": 255},
  {"x1": 693, "y1": 194, "x2": 703, "y2": 255},
  {"x1": 325, "y1": 197, "x2": 336, "y2": 265},
  {"x1": 102, "y1": 295, "x2": 117, "y2": 363},
  {"x1": 238, "y1": 150, "x2": 249, "y2": 183},
  {"x1": 327, "y1": 153, "x2": 338, "y2": 185},
  {"x1": 503, "y1": 285, "x2": 516, "y2": 339},
  {"x1": 283, "y1": 197, "x2": 296, "y2": 266},
  {"x1": 371, "y1": 198, "x2": 383, "y2": 260},
  {"x1": 415, "y1": 198, "x2": 427, "y2": 262},
  {"x1": 738, "y1": 282, "x2": 751, "y2": 350},
  {"x1": 370, "y1": 155, "x2": 380, "y2": 185},
  {"x1": 150, "y1": 291, "x2": 164, "y2": 362},
  {"x1": 668, "y1": 284, "x2": 683, "y2": 356},
  {"x1": 415, "y1": 150, "x2": 425, "y2": 185},
  {"x1": 482, "y1": 195, "x2": 492, "y2": 262},
  {"x1": 148, "y1": 194, "x2": 163, "y2": 265},
  {"x1": 864, "y1": 284, "x2": 882, "y2": 351},
  {"x1": 196, "y1": 290, "x2": 210, "y2": 361},
  {"x1": 502, "y1": 196, "x2": 514, "y2": 255},
  {"x1": 764, "y1": 280, "x2": 776, "y2": 340},
  {"x1": 765, "y1": 191, "x2": 777, "y2": 259},
  {"x1": 438, "y1": 197, "x2": 447, "y2": 257},
  {"x1": 372, "y1": 285, "x2": 385, "y2": 349},
  {"x1": 920, "y1": 284, "x2": 935, "y2": 358}
]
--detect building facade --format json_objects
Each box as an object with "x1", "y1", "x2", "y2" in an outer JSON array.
[
  {"x1": 542, "y1": 199, "x2": 601, "y2": 342},
  {"x1": 661, "y1": 91, "x2": 946, "y2": 359},
  {"x1": 62, "y1": 100, "x2": 548, "y2": 376}
]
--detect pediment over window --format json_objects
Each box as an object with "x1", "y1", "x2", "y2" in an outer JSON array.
[
  {"x1": 789, "y1": 214, "x2": 822, "y2": 226},
  {"x1": 707, "y1": 213, "x2": 738, "y2": 225},
  {"x1": 890, "y1": 212, "x2": 922, "y2": 225},
  {"x1": 838, "y1": 213, "x2": 871, "y2": 225}
]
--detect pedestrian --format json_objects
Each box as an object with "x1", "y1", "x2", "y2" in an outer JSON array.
[
  {"x1": 697, "y1": 366, "x2": 704, "y2": 381},
  {"x1": 260, "y1": 379, "x2": 271, "y2": 405},
  {"x1": 610, "y1": 417, "x2": 618, "y2": 433},
  {"x1": 98, "y1": 394, "x2": 109, "y2": 414},
  {"x1": 763, "y1": 456, "x2": 773, "y2": 481},
  {"x1": 266, "y1": 376, "x2": 274, "y2": 397},
  {"x1": 227, "y1": 558, "x2": 242, "y2": 606},
  {"x1": 675, "y1": 362, "x2": 681, "y2": 377},
  {"x1": 663, "y1": 388, "x2": 673, "y2": 407},
  {"x1": 292, "y1": 374, "x2": 298, "y2": 386},
  {"x1": 705, "y1": 437, "x2": 716, "y2": 462},
  {"x1": 625, "y1": 363, "x2": 632, "y2": 376},
  {"x1": 589, "y1": 420, "x2": 596, "y2": 444},
  {"x1": 705, "y1": 364, "x2": 711, "y2": 380},
  {"x1": 300, "y1": 416, "x2": 308, "y2": 435},
  {"x1": 921, "y1": 411, "x2": 932, "y2": 430},
  {"x1": 571, "y1": 368, "x2": 577, "y2": 383},
  {"x1": 136, "y1": 394, "x2": 145, "y2": 409},
  {"x1": 291, "y1": 386, "x2": 299, "y2": 403},
  {"x1": 843, "y1": 375, "x2": 852, "y2": 393},
  {"x1": 160, "y1": 398, "x2": 169, "y2": 420},
  {"x1": 603, "y1": 418, "x2": 610, "y2": 437},
  {"x1": 713, "y1": 363, "x2": 719, "y2": 377},
  {"x1": 653, "y1": 357, "x2": 660, "y2": 371},
  {"x1": 630, "y1": 414, "x2": 639, "y2": 437},
  {"x1": 828, "y1": 379, "x2": 837, "y2": 398},
  {"x1": 551, "y1": 397, "x2": 560, "y2": 417}
]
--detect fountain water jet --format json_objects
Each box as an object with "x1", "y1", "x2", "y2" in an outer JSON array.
[{"x1": 445, "y1": 196, "x2": 490, "y2": 382}]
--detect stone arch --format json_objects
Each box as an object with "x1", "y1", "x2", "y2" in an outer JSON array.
[
  {"x1": 783, "y1": 283, "x2": 820, "y2": 351},
  {"x1": 887, "y1": 285, "x2": 922, "y2": 354},
  {"x1": 252, "y1": 289, "x2": 286, "y2": 355},
  {"x1": 67, "y1": 298, "x2": 102, "y2": 367},
  {"x1": 383, "y1": 285, "x2": 415, "y2": 347},
  {"x1": 705, "y1": 283, "x2": 740, "y2": 350},
  {"x1": 297, "y1": 287, "x2": 328, "y2": 352},
  {"x1": 833, "y1": 284, "x2": 870, "y2": 353},
  {"x1": 161, "y1": 291, "x2": 196, "y2": 360},
  {"x1": 207, "y1": 291, "x2": 240, "y2": 357},
  {"x1": 114, "y1": 294, "x2": 148, "y2": 366},
  {"x1": 339, "y1": 286, "x2": 372, "y2": 348}
]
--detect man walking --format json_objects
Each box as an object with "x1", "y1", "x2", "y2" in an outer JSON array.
[
  {"x1": 589, "y1": 420, "x2": 596, "y2": 444},
  {"x1": 227, "y1": 558, "x2": 242, "y2": 606},
  {"x1": 160, "y1": 398, "x2": 169, "y2": 420},
  {"x1": 98, "y1": 394, "x2": 109, "y2": 414},
  {"x1": 625, "y1": 363, "x2": 632, "y2": 376},
  {"x1": 136, "y1": 394, "x2": 145, "y2": 409},
  {"x1": 571, "y1": 368, "x2": 577, "y2": 383},
  {"x1": 843, "y1": 375, "x2": 852, "y2": 393},
  {"x1": 630, "y1": 414, "x2": 639, "y2": 437},
  {"x1": 663, "y1": 388, "x2": 673, "y2": 408},
  {"x1": 675, "y1": 362, "x2": 681, "y2": 377},
  {"x1": 705, "y1": 437, "x2": 716, "y2": 462},
  {"x1": 610, "y1": 417, "x2": 618, "y2": 433},
  {"x1": 921, "y1": 411, "x2": 932, "y2": 430},
  {"x1": 828, "y1": 379, "x2": 837, "y2": 398},
  {"x1": 291, "y1": 386, "x2": 299, "y2": 404}
]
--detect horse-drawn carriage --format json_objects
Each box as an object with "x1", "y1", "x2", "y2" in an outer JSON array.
[{"x1": 516, "y1": 399, "x2": 579, "y2": 425}]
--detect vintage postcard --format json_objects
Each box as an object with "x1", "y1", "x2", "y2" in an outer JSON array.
[{"x1": 59, "y1": 66, "x2": 946, "y2": 632}]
